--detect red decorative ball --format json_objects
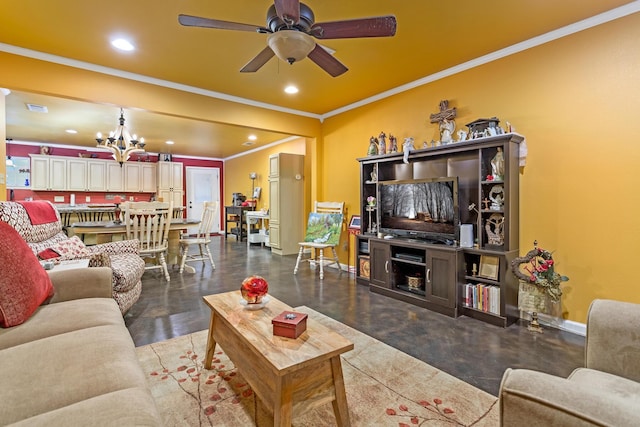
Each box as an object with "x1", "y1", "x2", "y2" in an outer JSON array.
[{"x1": 241, "y1": 276, "x2": 269, "y2": 304}]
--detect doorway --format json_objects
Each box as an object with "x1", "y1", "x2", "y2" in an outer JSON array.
[{"x1": 185, "y1": 166, "x2": 221, "y2": 234}]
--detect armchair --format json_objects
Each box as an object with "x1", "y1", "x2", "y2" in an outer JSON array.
[
  {"x1": 499, "y1": 299, "x2": 640, "y2": 426},
  {"x1": 0, "y1": 201, "x2": 145, "y2": 314}
]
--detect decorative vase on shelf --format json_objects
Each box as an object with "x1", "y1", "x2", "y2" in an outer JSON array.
[{"x1": 240, "y1": 275, "x2": 269, "y2": 305}]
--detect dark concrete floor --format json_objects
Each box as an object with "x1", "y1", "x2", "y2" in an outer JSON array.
[{"x1": 124, "y1": 236, "x2": 585, "y2": 396}]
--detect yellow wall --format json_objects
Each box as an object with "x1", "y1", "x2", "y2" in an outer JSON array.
[
  {"x1": 322, "y1": 13, "x2": 640, "y2": 323},
  {"x1": 224, "y1": 137, "x2": 307, "y2": 210}
]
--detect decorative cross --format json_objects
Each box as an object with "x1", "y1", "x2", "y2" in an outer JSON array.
[
  {"x1": 482, "y1": 198, "x2": 491, "y2": 210},
  {"x1": 429, "y1": 100, "x2": 457, "y2": 125}
]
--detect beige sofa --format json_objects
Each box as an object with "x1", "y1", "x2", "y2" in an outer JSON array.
[
  {"x1": 499, "y1": 299, "x2": 640, "y2": 426},
  {"x1": 0, "y1": 267, "x2": 162, "y2": 426}
]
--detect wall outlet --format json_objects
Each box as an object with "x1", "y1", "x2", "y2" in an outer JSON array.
[
  {"x1": 54, "y1": 196, "x2": 64, "y2": 202},
  {"x1": 85, "y1": 196, "x2": 91, "y2": 202}
]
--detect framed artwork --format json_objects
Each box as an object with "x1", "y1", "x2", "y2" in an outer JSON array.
[
  {"x1": 159, "y1": 153, "x2": 173, "y2": 162},
  {"x1": 478, "y1": 255, "x2": 500, "y2": 280},
  {"x1": 348, "y1": 215, "x2": 361, "y2": 230}
]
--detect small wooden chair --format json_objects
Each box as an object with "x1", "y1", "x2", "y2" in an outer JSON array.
[
  {"x1": 179, "y1": 201, "x2": 219, "y2": 274},
  {"x1": 294, "y1": 201, "x2": 345, "y2": 280},
  {"x1": 124, "y1": 201, "x2": 173, "y2": 281}
]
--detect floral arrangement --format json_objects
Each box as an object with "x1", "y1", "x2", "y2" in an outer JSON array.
[
  {"x1": 367, "y1": 196, "x2": 376, "y2": 206},
  {"x1": 511, "y1": 243, "x2": 569, "y2": 302}
]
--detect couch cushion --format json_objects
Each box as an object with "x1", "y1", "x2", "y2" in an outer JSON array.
[
  {"x1": 569, "y1": 367, "x2": 640, "y2": 404},
  {"x1": 0, "y1": 324, "x2": 149, "y2": 425},
  {"x1": 0, "y1": 298, "x2": 123, "y2": 350},
  {"x1": 6, "y1": 388, "x2": 162, "y2": 426},
  {"x1": 0, "y1": 221, "x2": 55, "y2": 328}
]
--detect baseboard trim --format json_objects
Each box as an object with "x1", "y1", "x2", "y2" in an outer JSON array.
[{"x1": 528, "y1": 312, "x2": 586, "y2": 336}]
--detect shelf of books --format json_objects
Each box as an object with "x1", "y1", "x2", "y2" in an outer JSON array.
[
  {"x1": 461, "y1": 282, "x2": 500, "y2": 315},
  {"x1": 458, "y1": 249, "x2": 519, "y2": 327}
]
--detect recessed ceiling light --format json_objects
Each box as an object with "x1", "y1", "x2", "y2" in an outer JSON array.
[
  {"x1": 248, "y1": 134, "x2": 257, "y2": 141},
  {"x1": 65, "y1": 129, "x2": 78, "y2": 134},
  {"x1": 166, "y1": 140, "x2": 174, "y2": 145},
  {"x1": 111, "y1": 38, "x2": 135, "y2": 51},
  {"x1": 284, "y1": 85, "x2": 299, "y2": 94}
]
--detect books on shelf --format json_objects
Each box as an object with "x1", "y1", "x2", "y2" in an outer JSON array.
[{"x1": 463, "y1": 283, "x2": 500, "y2": 315}]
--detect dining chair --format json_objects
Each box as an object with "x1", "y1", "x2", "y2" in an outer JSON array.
[
  {"x1": 179, "y1": 201, "x2": 219, "y2": 274},
  {"x1": 124, "y1": 201, "x2": 174, "y2": 281},
  {"x1": 294, "y1": 201, "x2": 345, "y2": 280}
]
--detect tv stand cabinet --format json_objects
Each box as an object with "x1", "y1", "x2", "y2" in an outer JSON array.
[
  {"x1": 368, "y1": 238, "x2": 458, "y2": 317},
  {"x1": 356, "y1": 133, "x2": 523, "y2": 326}
]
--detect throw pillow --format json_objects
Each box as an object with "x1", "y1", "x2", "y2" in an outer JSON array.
[
  {"x1": 38, "y1": 248, "x2": 60, "y2": 260},
  {"x1": 0, "y1": 221, "x2": 55, "y2": 328},
  {"x1": 38, "y1": 236, "x2": 89, "y2": 260}
]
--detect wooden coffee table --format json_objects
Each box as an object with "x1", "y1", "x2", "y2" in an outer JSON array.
[{"x1": 203, "y1": 291, "x2": 353, "y2": 426}]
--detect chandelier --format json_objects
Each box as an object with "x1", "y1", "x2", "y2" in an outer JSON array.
[{"x1": 95, "y1": 109, "x2": 146, "y2": 166}]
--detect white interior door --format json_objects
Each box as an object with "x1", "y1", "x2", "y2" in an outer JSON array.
[{"x1": 186, "y1": 166, "x2": 221, "y2": 234}]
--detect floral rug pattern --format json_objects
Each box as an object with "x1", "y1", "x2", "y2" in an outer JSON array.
[{"x1": 136, "y1": 307, "x2": 498, "y2": 426}]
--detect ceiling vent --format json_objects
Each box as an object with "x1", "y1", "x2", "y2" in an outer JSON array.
[
  {"x1": 26, "y1": 103, "x2": 48, "y2": 113},
  {"x1": 242, "y1": 141, "x2": 255, "y2": 146}
]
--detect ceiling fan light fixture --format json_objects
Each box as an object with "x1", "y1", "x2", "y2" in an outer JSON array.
[{"x1": 267, "y1": 30, "x2": 315, "y2": 64}]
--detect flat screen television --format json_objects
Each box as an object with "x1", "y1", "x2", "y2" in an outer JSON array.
[{"x1": 378, "y1": 177, "x2": 459, "y2": 244}]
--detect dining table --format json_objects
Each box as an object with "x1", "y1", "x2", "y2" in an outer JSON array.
[{"x1": 69, "y1": 218, "x2": 201, "y2": 271}]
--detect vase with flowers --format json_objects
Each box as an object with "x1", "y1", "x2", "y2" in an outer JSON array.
[{"x1": 367, "y1": 196, "x2": 376, "y2": 207}]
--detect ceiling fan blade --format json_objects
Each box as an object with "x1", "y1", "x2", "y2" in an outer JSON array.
[
  {"x1": 240, "y1": 46, "x2": 276, "y2": 73},
  {"x1": 178, "y1": 14, "x2": 262, "y2": 33},
  {"x1": 310, "y1": 16, "x2": 397, "y2": 39},
  {"x1": 307, "y1": 44, "x2": 348, "y2": 77},
  {"x1": 274, "y1": 0, "x2": 300, "y2": 26}
]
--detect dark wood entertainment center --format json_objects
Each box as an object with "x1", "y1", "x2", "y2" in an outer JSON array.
[{"x1": 356, "y1": 133, "x2": 524, "y2": 327}]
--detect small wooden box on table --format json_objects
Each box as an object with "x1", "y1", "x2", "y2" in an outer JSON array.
[
  {"x1": 203, "y1": 291, "x2": 353, "y2": 426},
  {"x1": 272, "y1": 311, "x2": 308, "y2": 339}
]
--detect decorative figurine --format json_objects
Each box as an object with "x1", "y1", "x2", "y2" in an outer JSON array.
[
  {"x1": 489, "y1": 185, "x2": 505, "y2": 210},
  {"x1": 389, "y1": 134, "x2": 398, "y2": 153},
  {"x1": 440, "y1": 118, "x2": 455, "y2": 144},
  {"x1": 429, "y1": 100, "x2": 457, "y2": 145},
  {"x1": 482, "y1": 198, "x2": 491, "y2": 210},
  {"x1": 402, "y1": 137, "x2": 414, "y2": 164},
  {"x1": 485, "y1": 214, "x2": 505, "y2": 246},
  {"x1": 491, "y1": 147, "x2": 505, "y2": 180},
  {"x1": 378, "y1": 131, "x2": 387, "y2": 155},
  {"x1": 457, "y1": 130, "x2": 467, "y2": 142},
  {"x1": 472, "y1": 263, "x2": 477, "y2": 276},
  {"x1": 367, "y1": 136, "x2": 379, "y2": 156}
]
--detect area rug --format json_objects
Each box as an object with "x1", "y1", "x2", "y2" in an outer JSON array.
[{"x1": 136, "y1": 307, "x2": 499, "y2": 426}]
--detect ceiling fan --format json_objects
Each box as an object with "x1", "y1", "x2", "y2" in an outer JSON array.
[{"x1": 178, "y1": 0, "x2": 397, "y2": 77}]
